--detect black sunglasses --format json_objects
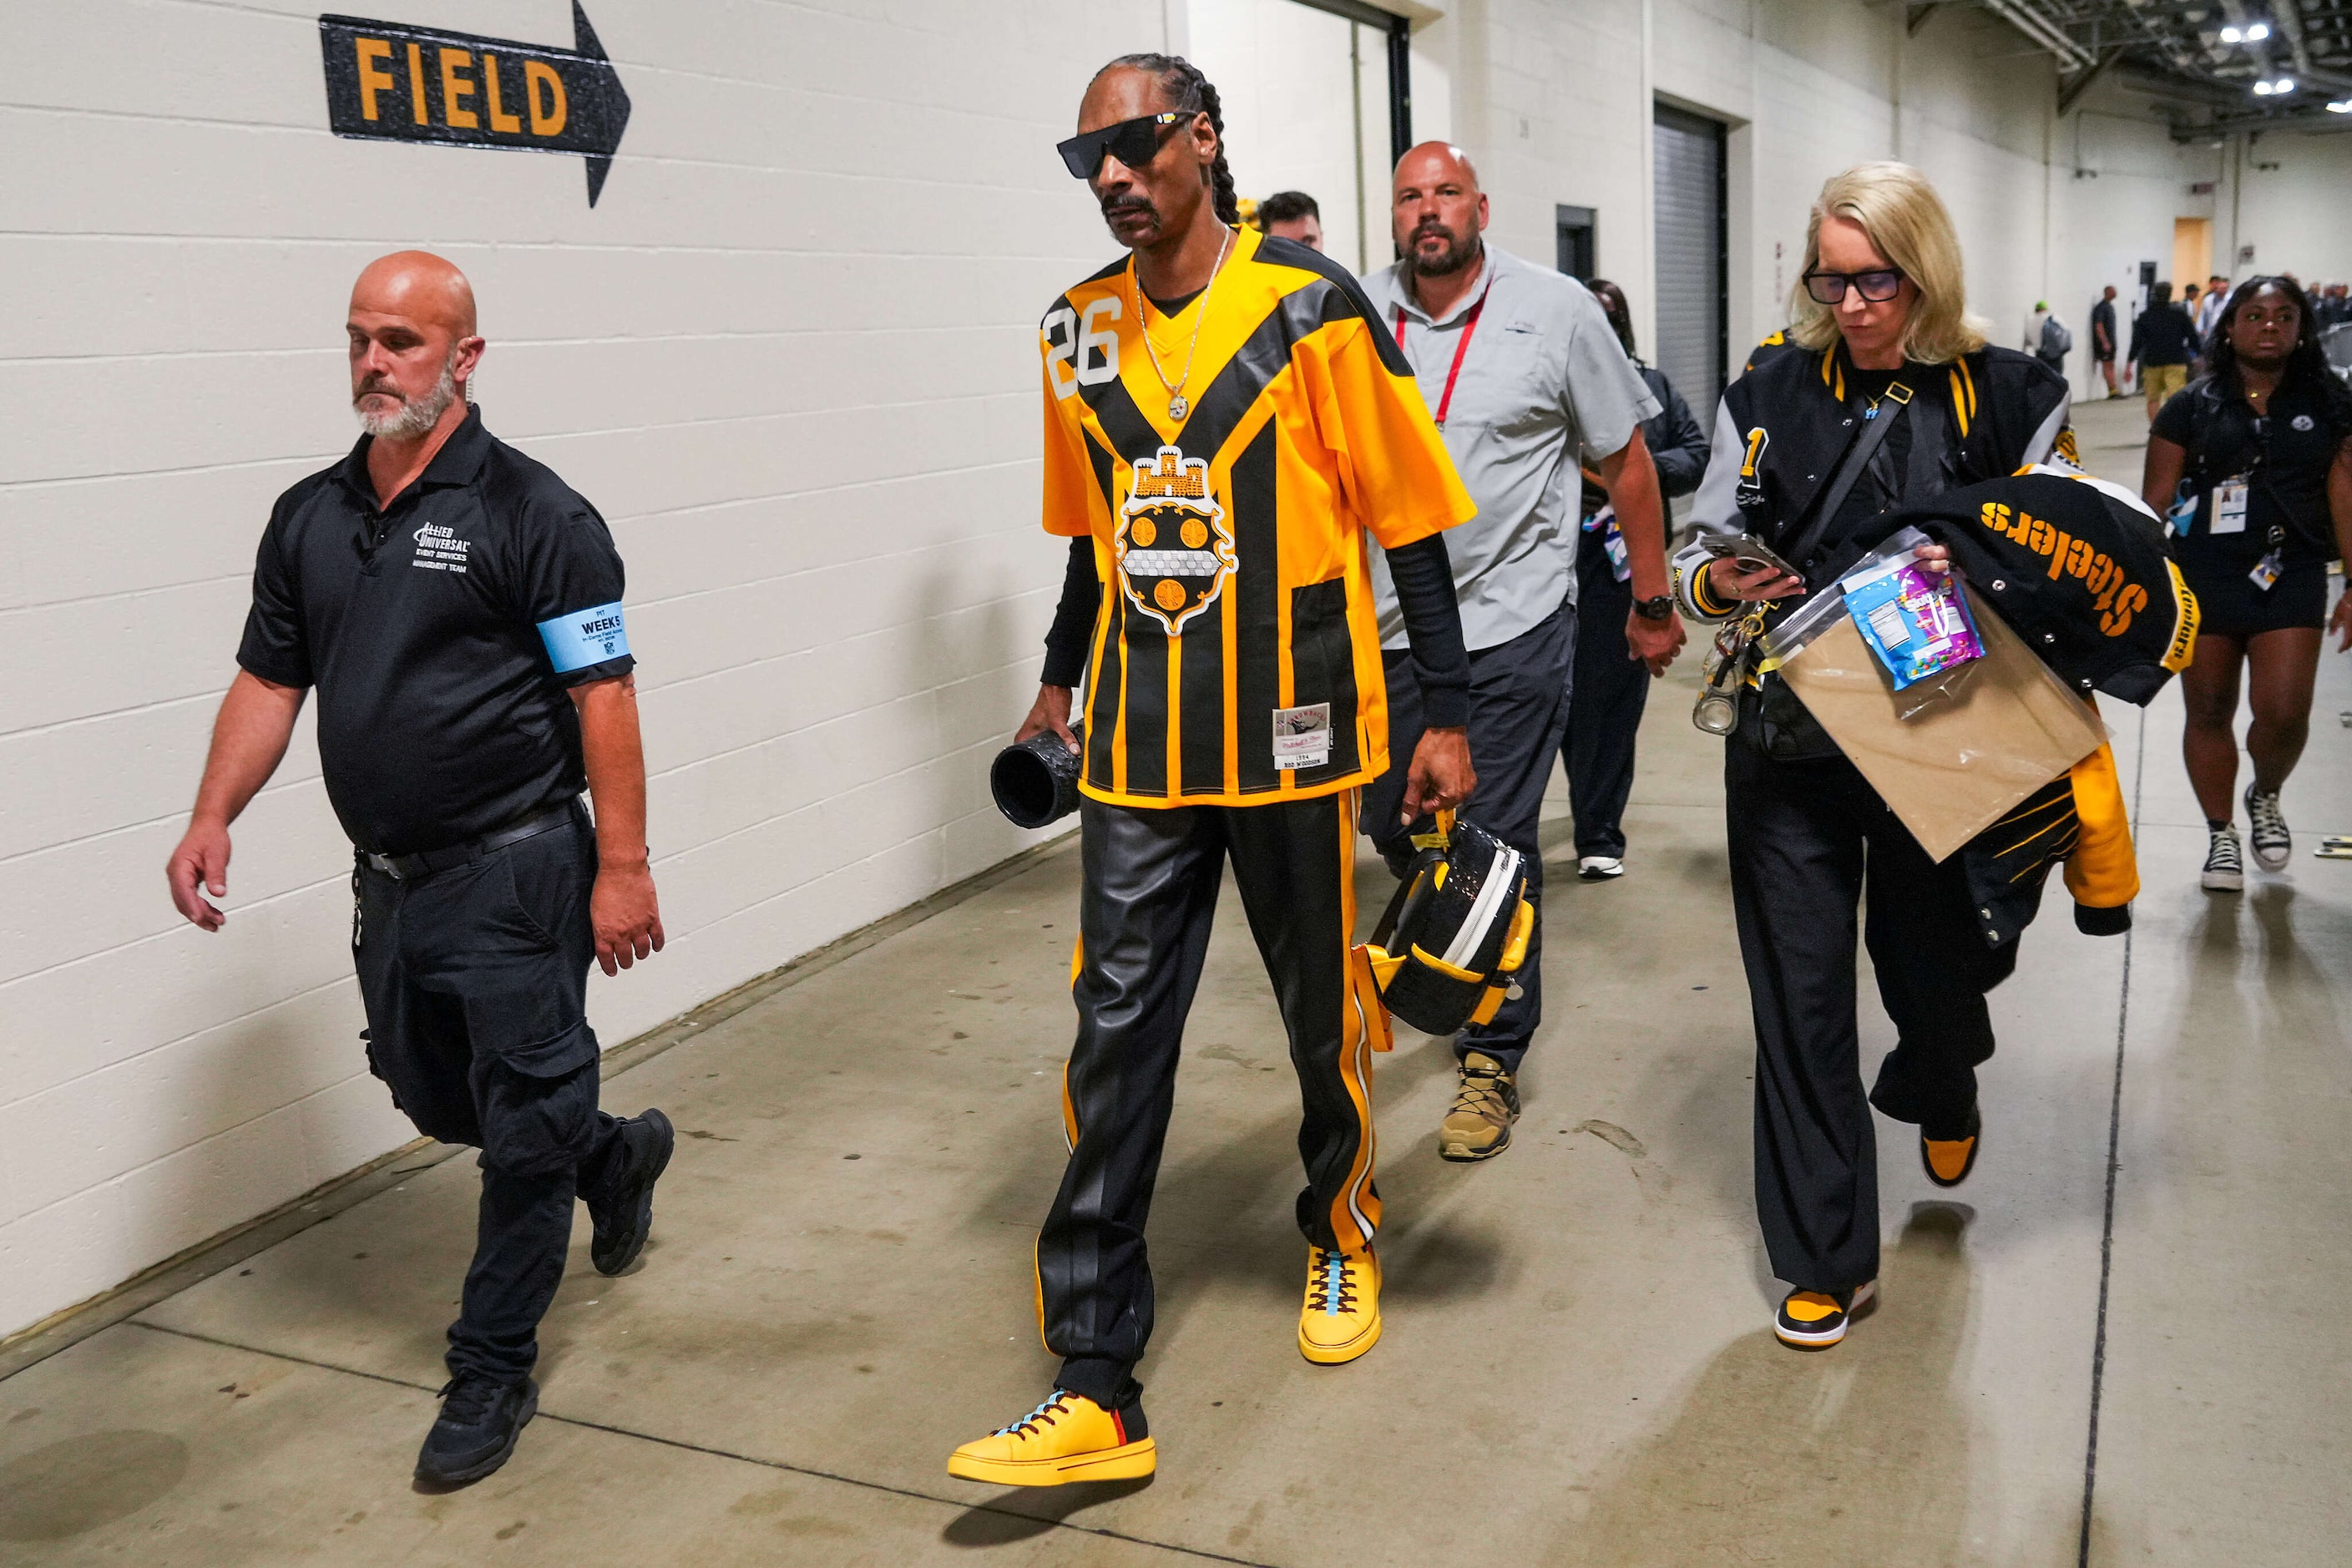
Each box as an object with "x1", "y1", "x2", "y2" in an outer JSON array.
[
  {"x1": 1057, "y1": 111, "x2": 1189, "y2": 180},
  {"x1": 1804, "y1": 267, "x2": 1906, "y2": 305}
]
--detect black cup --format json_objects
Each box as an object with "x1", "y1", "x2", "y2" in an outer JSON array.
[{"x1": 990, "y1": 726, "x2": 1085, "y2": 829}]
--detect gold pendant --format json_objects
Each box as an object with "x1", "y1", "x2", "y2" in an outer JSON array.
[{"x1": 1167, "y1": 395, "x2": 1188, "y2": 420}]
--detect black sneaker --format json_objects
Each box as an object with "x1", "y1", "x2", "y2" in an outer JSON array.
[
  {"x1": 2244, "y1": 784, "x2": 2291, "y2": 871},
  {"x1": 1920, "y1": 1103, "x2": 1982, "y2": 1188},
  {"x1": 589, "y1": 1108, "x2": 675, "y2": 1276},
  {"x1": 2201, "y1": 827, "x2": 2245, "y2": 893},
  {"x1": 1773, "y1": 1281, "x2": 1878, "y2": 1350},
  {"x1": 415, "y1": 1374, "x2": 538, "y2": 1485}
]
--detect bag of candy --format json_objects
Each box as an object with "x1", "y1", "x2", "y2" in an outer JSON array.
[{"x1": 1839, "y1": 533, "x2": 1985, "y2": 695}]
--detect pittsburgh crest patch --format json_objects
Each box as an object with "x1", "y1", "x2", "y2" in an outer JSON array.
[{"x1": 1119, "y1": 445, "x2": 1236, "y2": 635}]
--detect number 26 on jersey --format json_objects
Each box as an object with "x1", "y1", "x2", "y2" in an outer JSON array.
[{"x1": 1045, "y1": 300, "x2": 1120, "y2": 399}]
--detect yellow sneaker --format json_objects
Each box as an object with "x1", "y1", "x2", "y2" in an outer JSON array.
[
  {"x1": 1298, "y1": 1244, "x2": 1383, "y2": 1364},
  {"x1": 946, "y1": 1388, "x2": 1155, "y2": 1487}
]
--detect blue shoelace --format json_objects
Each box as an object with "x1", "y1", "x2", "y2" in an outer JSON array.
[{"x1": 995, "y1": 1392, "x2": 1072, "y2": 1437}]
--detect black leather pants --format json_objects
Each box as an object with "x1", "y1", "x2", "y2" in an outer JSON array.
[{"x1": 1041, "y1": 792, "x2": 1373, "y2": 1406}]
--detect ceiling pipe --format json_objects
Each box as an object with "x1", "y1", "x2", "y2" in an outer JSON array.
[
  {"x1": 1981, "y1": 0, "x2": 2102, "y2": 68},
  {"x1": 2271, "y1": 0, "x2": 2352, "y2": 91}
]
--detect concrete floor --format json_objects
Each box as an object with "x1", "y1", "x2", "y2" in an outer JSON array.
[{"x1": 4, "y1": 398, "x2": 2348, "y2": 1565}]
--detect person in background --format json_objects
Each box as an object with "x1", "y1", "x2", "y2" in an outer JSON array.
[
  {"x1": 2130, "y1": 281, "x2": 2197, "y2": 419},
  {"x1": 1560, "y1": 280, "x2": 1710, "y2": 882},
  {"x1": 2092, "y1": 285, "x2": 2122, "y2": 399},
  {"x1": 2025, "y1": 300, "x2": 2068, "y2": 378},
  {"x1": 2142, "y1": 276, "x2": 2352, "y2": 892},
  {"x1": 1257, "y1": 189, "x2": 1323, "y2": 252},
  {"x1": 1361, "y1": 142, "x2": 1682, "y2": 1165},
  {"x1": 2196, "y1": 274, "x2": 2231, "y2": 341}
]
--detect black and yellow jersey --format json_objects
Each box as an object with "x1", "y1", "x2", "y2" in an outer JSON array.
[{"x1": 1039, "y1": 225, "x2": 1474, "y2": 809}]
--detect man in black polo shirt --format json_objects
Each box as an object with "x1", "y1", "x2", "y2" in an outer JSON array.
[{"x1": 165, "y1": 251, "x2": 674, "y2": 1487}]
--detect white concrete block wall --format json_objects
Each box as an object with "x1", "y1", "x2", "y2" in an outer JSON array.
[{"x1": 0, "y1": 0, "x2": 1166, "y2": 1338}]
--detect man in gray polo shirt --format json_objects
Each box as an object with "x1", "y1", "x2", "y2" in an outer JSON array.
[{"x1": 1362, "y1": 142, "x2": 1682, "y2": 1161}]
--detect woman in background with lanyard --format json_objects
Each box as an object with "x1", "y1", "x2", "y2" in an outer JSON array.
[
  {"x1": 2143, "y1": 277, "x2": 2352, "y2": 891},
  {"x1": 1669, "y1": 164, "x2": 2074, "y2": 1351}
]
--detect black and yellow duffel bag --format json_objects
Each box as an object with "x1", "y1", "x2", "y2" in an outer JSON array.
[{"x1": 1350, "y1": 812, "x2": 1535, "y2": 1045}]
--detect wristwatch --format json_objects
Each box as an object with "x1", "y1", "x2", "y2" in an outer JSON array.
[{"x1": 1633, "y1": 594, "x2": 1677, "y2": 621}]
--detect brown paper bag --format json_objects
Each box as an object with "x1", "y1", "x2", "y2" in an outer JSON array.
[{"x1": 1777, "y1": 585, "x2": 2107, "y2": 862}]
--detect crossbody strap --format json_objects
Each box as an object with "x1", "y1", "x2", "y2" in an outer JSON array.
[{"x1": 1778, "y1": 381, "x2": 1913, "y2": 571}]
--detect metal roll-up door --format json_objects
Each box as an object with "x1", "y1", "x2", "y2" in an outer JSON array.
[{"x1": 1652, "y1": 104, "x2": 1726, "y2": 439}]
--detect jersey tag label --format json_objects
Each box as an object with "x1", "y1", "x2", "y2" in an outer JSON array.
[
  {"x1": 2212, "y1": 477, "x2": 2249, "y2": 535},
  {"x1": 1272, "y1": 703, "x2": 1332, "y2": 771},
  {"x1": 1117, "y1": 444, "x2": 1236, "y2": 635},
  {"x1": 539, "y1": 601, "x2": 630, "y2": 673}
]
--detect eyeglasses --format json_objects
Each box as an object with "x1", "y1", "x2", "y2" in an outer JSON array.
[
  {"x1": 1057, "y1": 112, "x2": 1189, "y2": 180},
  {"x1": 1804, "y1": 268, "x2": 1906, "y2": 305}
]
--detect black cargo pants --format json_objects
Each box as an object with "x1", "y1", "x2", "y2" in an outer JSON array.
[
  {"x1": 1041, "y1": 792, "x2": 1373, "y2": 1408},
  {"x1": 1724, "y1": 741, "x2": 2016, "y2": 1292},
  {"x1": 353, "y1": 805, "x2": 628, "y2": 1384}
]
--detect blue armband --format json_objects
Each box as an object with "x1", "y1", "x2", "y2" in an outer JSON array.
[{"x1": 538, "y1": 601, "x2": 630, "y2": 673}]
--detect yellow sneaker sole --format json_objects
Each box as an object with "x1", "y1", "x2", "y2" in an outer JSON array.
[
  {"x1": 947, "y1": 1436, "x2": 1156, "y2": 1487},
  {"x1": 1299, "y1": 1309, "x2": 1382, "y2": 1365}
]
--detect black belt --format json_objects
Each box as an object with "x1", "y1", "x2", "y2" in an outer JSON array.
[{"x1": 360, "y1": 801, "x2": 582, "y2": 882}]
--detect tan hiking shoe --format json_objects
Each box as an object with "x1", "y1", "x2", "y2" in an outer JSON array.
[{"x1": 1439, "y1": 1050, "x2": 1520, "y2": 1161}]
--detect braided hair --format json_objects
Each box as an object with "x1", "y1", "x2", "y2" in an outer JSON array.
[{"x1": 1095, "y1": 53, "x2": 1241, "y2": 227}]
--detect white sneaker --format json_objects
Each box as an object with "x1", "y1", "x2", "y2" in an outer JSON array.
[
  {"x1": 2202, "y1": 827, "x2": 2245, "y2": 892},
  {"x1": 1577, "y1": 855, "x2": 1624, "y2": 882},
  {"x1": 2244, "y1": 785, "x2": 2291, "y2": 871}
]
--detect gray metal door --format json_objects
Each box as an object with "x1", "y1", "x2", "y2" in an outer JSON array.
[{"x1": 1651, "y1": 104, "x2": 1726, "y2": 438}]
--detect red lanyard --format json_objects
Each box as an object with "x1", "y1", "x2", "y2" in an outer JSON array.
[{"x1": 1395, "y1": 283, "x2": 1490, "y2": 428}]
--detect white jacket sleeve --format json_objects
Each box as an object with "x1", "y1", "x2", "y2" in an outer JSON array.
[{"x1": 1670, "y1": 399, "x2": 1752, "y2": 621}]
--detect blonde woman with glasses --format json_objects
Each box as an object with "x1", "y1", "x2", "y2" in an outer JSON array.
[{"x1": 1668, "y1": 164, "x2": 2079, "y2": 1350}]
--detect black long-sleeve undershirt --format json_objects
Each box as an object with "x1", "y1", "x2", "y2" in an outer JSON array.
[{"x1": 1039, "y1": 534, "x2": 1471, "y2": 729}]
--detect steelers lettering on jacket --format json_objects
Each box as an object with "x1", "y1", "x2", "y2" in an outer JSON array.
[
  {"x1": 1977, "y1": 499, "x2": 2148, "y2": 635},
  {"x1": 1119, "y1": 445, "x2": 1237, "y2": 635}
]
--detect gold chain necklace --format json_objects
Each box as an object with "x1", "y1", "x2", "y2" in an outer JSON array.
[{"x1": 1130, "y1": 224, "x2": 1232, "y2": 422}]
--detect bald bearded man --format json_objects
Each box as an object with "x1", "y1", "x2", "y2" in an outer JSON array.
[
  {"x1": 166, "y1": 251, "x2": 674, "y2": 1486},
  {"x1": 1361, "y1": 145, "x2": 1678, "y2": 1160}
]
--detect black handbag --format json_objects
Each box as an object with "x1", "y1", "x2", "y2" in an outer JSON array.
[{"x1": 1746, "y1": 674, "x2": 1842, "y2": 761}]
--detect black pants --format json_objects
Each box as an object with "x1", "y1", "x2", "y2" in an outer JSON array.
[
  {"x1": 353, "y1": 807, "x2": 628, "y2": 1383},
  {"x1": 1360, "y1": 604, "x2": 1575, "y2": 1073},
  {"x1": 1563, "y1": 532, "x2": 1650, "y2": 860},
  {"x1": 1042, "y1": 792, "x2": 1372, "y2": 1406},
  {"x1": 1724, "y1": 741, "x2": 2016, "y2": 1292}
]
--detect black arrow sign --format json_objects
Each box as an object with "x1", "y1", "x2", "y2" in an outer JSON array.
[{"x1": 319, "y1": 3, "x2": 631, "y2": 205}]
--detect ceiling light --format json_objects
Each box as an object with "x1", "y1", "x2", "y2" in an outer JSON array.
[
  {"x1": 2247, "y1": 21, "x2": 2271, "y2": 39},
  {"x1": 2330, "y1": 99, "x2": 2352, "y2": 113},
  {"x1": 2253, "y1": 78, "x2": 2274, "y2": 93},
  {"x1": 2221, "y1": 23, "x2": 2243, "y2": 41},
  {"x1": 2274, "y1": 76, "x2": 2296, "y2": 93}
]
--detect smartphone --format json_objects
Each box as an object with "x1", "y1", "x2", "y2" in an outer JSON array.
[{"x1": 1700, "y1": 533, "x2": 1802, "y2": 582}]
